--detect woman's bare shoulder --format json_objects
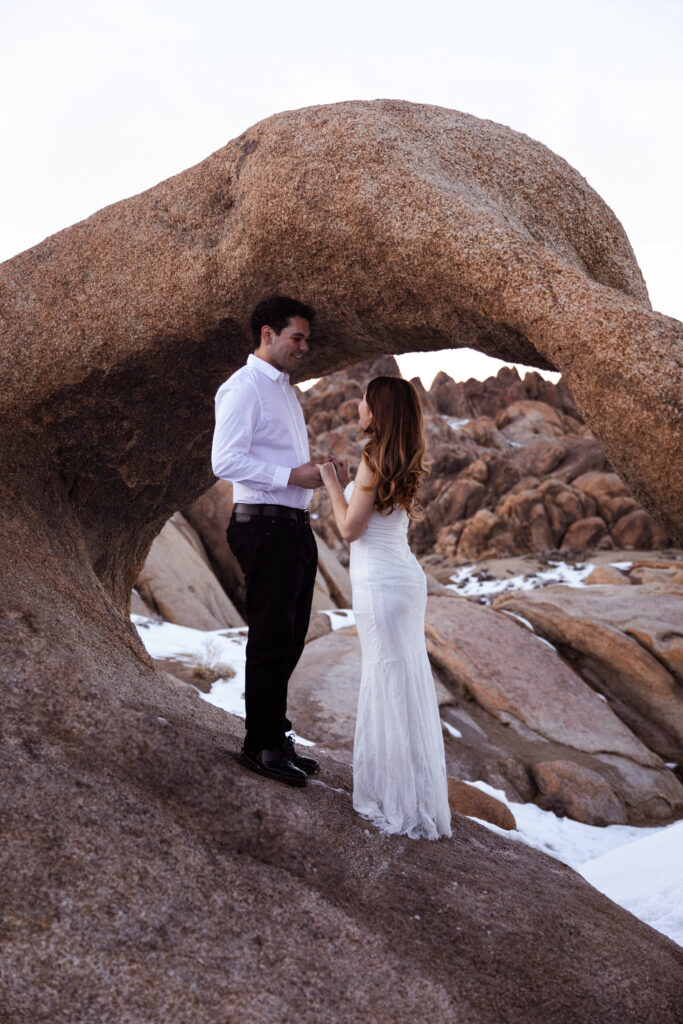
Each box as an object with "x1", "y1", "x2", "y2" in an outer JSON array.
[{"x1": 355, "y1": 457, "x2": 375, "y2": 487}]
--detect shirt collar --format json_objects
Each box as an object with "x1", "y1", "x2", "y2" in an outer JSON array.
[{"x1": 247, "y1": 352, "x2": 289, "y2": 384}]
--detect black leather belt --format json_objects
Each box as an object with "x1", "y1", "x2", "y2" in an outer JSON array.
[{"x1": 232, "y1": 503, "x2": 310, "y2": 524}]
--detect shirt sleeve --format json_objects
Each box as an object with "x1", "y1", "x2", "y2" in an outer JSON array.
[{"x1": 211, "y1": 380, "x2": 292, "y2": 488}]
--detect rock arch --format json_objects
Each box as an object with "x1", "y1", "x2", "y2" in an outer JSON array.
[{"x1": 2, "y1": 100, "x2": 681, "y2": 621}]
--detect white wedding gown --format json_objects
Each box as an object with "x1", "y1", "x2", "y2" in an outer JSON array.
[{"x1": 344, "y1": 482, "x2": 452, "y2": 840}]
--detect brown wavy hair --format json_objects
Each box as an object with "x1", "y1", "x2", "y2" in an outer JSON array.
[{"x1": 361, "y1": 376, "x2": 429, "y2": 518}]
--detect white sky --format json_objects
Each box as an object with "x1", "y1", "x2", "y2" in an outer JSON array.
[{"x1": 2, "y1": 0, "x2": 681, "y2": 387}]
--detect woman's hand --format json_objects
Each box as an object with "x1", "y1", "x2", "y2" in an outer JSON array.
[
  {"x1": 319, "y1": 460, "x2": 339, "y2": 488},
  {"x1": 332, "y1": 457, "x2": 351, "y2": 487}
]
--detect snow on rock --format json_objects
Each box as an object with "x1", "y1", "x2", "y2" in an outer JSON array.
[
  {"x1": 464, "y1": 780, "x2": 682, "y2": 946},
  {"x1": 320, "y1": 608, "x2": 356, "y2": 630},
  {"x1": 447, "y1": 559, "x2": 595, "y2": 603},
  {"x1": 132, "y1": 615, "x2": 247, "y2": 716},
  {"x1": 578, "y1": 822, "x2": 683, "y2": 947},
  {"x1": 132, "y1": 615, "x2": 315, "y2": 744}
]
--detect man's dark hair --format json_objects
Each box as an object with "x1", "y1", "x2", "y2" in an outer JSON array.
[{"x1": 250, "y1": 295, "x2": 315, "y2": 347}]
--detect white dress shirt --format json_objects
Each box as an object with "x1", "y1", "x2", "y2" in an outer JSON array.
[{"x1": 211, "y1": 353, "x2": 313, "y2": 509}]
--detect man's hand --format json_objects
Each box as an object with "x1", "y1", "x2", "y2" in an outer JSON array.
[{"x1": 289, "y1": 461, "x2": 324, "y2": 488}]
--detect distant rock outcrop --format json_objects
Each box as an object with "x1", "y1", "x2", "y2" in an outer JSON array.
[{"x1": 302, "y1": 359, "x2": 671, "y2": 562}]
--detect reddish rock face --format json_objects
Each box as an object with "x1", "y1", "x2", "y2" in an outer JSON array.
[
  {"x1": 447, "y1": 778, "x2": 517, "y2": 830},
  {"x1": 532, "y1": 761, "x2": 628, "y2": 826},
  {"x1": 493, "y1": 583, "x2": 683, "y2": 762}
]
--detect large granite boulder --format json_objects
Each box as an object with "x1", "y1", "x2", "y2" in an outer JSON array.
[
  {"x1": 2, "y1": 100, "x2": 682, "y2": 599},
  {"x1": 135, "y1": 513, "x2": 245, "y2": 630},
  {"x1": 493, "y1": 584, "x2": 683, "y2": 761},
  {"x1": 181, "y1": 479, "x2": 246, "y2": 613},
  {"x1": 425, "y1": 595, "x2": 683, "y2": 823},
  {"x1": 3, "y1": 689, "x2": 682, "y2": 1023}
]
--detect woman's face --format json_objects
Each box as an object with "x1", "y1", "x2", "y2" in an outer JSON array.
[{"x1": 358, "y1": 392, "x2": 373, "y2": 430}]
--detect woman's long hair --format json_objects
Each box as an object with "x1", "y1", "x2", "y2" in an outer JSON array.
[{"x1": 361, "y1": 376, "x2": 429, "y2": 518}]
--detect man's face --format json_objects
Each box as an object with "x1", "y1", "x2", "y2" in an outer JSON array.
[{"x1": 262, "y1": 316, "x2": 310, "y2": 374}]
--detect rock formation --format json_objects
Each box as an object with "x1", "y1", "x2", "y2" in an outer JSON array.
[
  {"x1": 493, "y1": 582, "x2": 683, "y2": 761},
  {"x1": 2, "y1": 100, "x2": 683, "y2": 1019},
  {"x1": 302, "y1": 358, "x2": 671, "y2": 561},
  {"x1": 135, "y1": 512, "x2": 244, "y2": 629}
]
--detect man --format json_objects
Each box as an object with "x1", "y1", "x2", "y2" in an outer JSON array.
[{"x1": 212, "y1": 295, "x2": 323, "y2": 787}]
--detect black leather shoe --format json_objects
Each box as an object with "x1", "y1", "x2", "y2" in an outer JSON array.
[
  {"x1": 282, "y1": 734, "x2": 320, "y2": 776},
  {"x1": 240, "y1": 746, "x2": 307, "y2": 787}
]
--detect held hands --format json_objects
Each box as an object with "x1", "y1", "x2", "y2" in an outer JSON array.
[
  {"x1": 289, "y1": 461, "x2": 325, "y2": 488},
  {"x1": 290, "y1": 457, "x2": 351, "y2": 490}
]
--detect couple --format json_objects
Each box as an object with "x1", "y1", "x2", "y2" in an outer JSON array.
[{"x1": 212, "y1": 295, "x2": 451, "y2": 840}]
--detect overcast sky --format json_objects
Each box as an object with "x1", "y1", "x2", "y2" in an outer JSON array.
[{"x1": 2, "y1": 0, "x2": 681, "y2": 385}]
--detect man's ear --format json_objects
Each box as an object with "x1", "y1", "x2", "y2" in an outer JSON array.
[{"x1": 261, "y1": 325, "x2": 273, "y2": 346}]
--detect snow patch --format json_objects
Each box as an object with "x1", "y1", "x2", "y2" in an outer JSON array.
[
  {"x1": 579, "y1": 822, "x2": 683, "y2": 947},
  {"x1": 447, "y1": 560, "x2": 595, "y2": 604},
  {"x1": 463, "y1": 780, "x2": 681, "y2": 946},
  {"x1": 320, "y1": 608, "x2": 356, "y2": 630},
  {"x1": 131, "y1": 616, "x2": 319, "y2": 741}
]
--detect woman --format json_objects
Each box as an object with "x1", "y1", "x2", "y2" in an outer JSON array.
[{"x1": 319, "y1": 376, "x2": 452, "y2": 840}]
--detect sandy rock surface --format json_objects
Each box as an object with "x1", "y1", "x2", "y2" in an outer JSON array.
[
  {"x1": 3, "y1": 661, "x2": 682, "y2": 1024},
  {"x1": 425, "y1": 595, "x2": 683, "y2": 823},
  {"x1": 314, "y1": 532, "x2": 353, "y2": 608},
  {"x1": 182, "y1": 479, "x2": 246, "y2": 613},
  {"x1": 305, "y1": 609, "x2": 333, "y2": 644},
  {"x1": 425, "y1": 597, "x2": 655, "y2": 763}
]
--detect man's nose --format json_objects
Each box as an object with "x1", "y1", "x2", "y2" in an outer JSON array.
[{"x1": 299, "y1": 338, "x2": 309, "y2": 353}]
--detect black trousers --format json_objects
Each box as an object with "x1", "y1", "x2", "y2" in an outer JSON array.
[{"x1": 226, "y1": 512, "x2": 318, "y2": 753}]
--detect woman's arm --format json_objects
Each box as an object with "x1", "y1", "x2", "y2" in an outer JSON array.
[{"x1": 319, "y1": 458, "x2": 377, "y2": 542}]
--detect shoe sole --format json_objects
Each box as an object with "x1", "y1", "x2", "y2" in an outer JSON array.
[{"x1": 239, "y1": 751, "x2": 308, "y2": 787}]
